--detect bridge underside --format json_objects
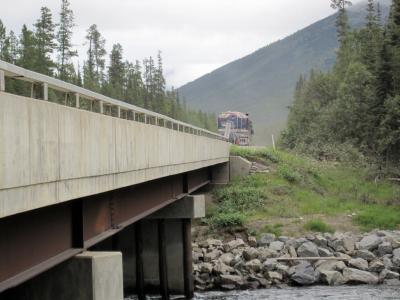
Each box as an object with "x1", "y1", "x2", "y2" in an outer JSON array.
[{"x1": 0, "y1": 166, "x2": 215, "y2": 293}]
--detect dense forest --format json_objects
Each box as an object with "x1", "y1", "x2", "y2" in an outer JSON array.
[
  {"x1": 282, "y1": 0, "x2": 400, "y2": 174},
  {"x1": 0, "y1": 0, "x2": 217, "y2": 131}
]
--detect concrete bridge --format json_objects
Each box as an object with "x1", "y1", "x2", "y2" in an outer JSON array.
[{"x1": 0, "y1": 61, "x2": 231, "y2": 299}]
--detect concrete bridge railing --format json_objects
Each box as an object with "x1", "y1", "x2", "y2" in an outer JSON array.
[{"x1": 0, "y1": 61, "x2": 230, "y2": 219}]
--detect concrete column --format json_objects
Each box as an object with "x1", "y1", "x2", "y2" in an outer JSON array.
[
  {"x1": 117, "y1": 106, "x2": 121, "y2": 118},
  {"x1": 100, "y1": 101, "x2": 104, "y2": 114},
  {"x1": 30, "y1": 83, "x2": 34, "y2": 98},
  {"x1": 1, "y1": 252, "x2": 123, "y2": 300},
  {"x1": 0, "y1": 70, "x2": 5, "y2": 92},
  {"x1": 43, "y1": 83, "x2": 48, "y2": 101},
  {"x1": 75, "y1": 93, "x2": 80, "y2": 108}
]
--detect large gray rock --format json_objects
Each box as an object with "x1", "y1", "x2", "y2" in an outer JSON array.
[
  {"x1": 258, "y1": 248, "x2": 278, "y2": 261},
  {"x1": 262, "y1": 259, "x2": 278, "y2": 272},
  {"x1": 269, "y1": 241, "x2": 284, "y2": 252},
  {"x1": 204, "y1": 249, "x2": 221, "y2": 262},
  {"x1": 243, "y1": 247, "x2": 259, "y2": 261},
  {"x1": 224, "y1": 239, "x2": 245, "y2": 252},
  {"x1": 329, "y1": 239, "x2": 346, "y2": 252},
  {"x1": 378, "y1": 242, "x2": 393, "y2": 256},
  {"x1": 382, "y1": 256, "x2": 394, "y2": 270},
  {"x1": 342, "y1": 268, "x2": 379, "y2": 284},
  {"x1": 354, "y1": 250, "x2": 376, "y2": 262},
  {"x1": 315, "y1": 260, "x2": 346, "y2": 273},
  {"x1": 258, "y1": 233, "x2": 276, "y2": 246},
  {"x1": 314, "y1": 235, "x2": 328, "y2": 247},
  {"x1": 276, "y1": 263, "x2": 290, "y2": 275},
  {"x1": 248, "y1": 236, "x2": 257, "y2": 247},
  {"x1": 220, "y1": 253, "x2": 235, "y2": 266},
  {"x1": 297, "y1": 241, "x2": 319, "y2": 257},
  {"x1": 213, "y1": 261, "x2": 234, "y2": 275},
  {"x1": 380, "y1": 269, "x2": 400, "y2": 280},
  {"x1": 320, "y1": 270, "x2": 345, "y2": 286},
  {"x1": 358, "y1": 235, "x2": 381, "y2": 251},
  {"x1": 200, "y1": 263, "x2": 213, "y2": 274},
  {"x1": 343, "y1": 236, "x2": 356, "y2": 252},
  {"x1": 368, "y1": 259, "x2": 385, "y2": 273},
  {"x1": 267, "y1": 271, "x2": 283, "y2": 281},
  {"x1": 393, "y1": 248, "x2": 400, "y2": 267},
  {"x1": 349, "y1": 258, "x2": 368, "y2": 271},
  {"x1": 289, "y1": 262, "x2": 319, "y2": 285},
  {"x1": 245, "y1": 259, "x2": 262, "y2": 272},
  {"x1": 318, "y1": 247, "x2": 333, "y2": 257},
  {"x1": 193, "y1": 251, "x2": 203, "y2": 263},
  {"x1": 219, "y1": 275, "x2": 245, "y2": 287}
]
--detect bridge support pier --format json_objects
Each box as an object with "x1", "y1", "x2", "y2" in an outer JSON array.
[
  {"x1": 0, "y1": 252, "x2": 124, "y2": 300},
  {"x1": 110, "y1": 195, "x2": 204, "y2": 299}
]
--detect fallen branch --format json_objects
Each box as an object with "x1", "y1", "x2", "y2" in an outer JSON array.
[
  {"x1": 388, "y1": 178, "x2": 400, "y2": 182},
  {"x1": 277, "y1": 257, "x2": 348, "y2": 262}
]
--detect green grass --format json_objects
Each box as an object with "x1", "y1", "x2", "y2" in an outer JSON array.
[
  {"x1": 304, "y1": 219, "x2": 334, "y2": 233},
  {"x1": 262, "y1": 223, "x2": 284, "y2": 237},
  {"x1": 206, "y1": 146, "x2": 400, "y2": 232}
]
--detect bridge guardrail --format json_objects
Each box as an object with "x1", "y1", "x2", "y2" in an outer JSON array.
[{"x1": 0, "y1": 60, "x2": 227, "y2": 141}]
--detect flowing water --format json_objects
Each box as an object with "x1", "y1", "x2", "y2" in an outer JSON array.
[{"x1": 126, "y1": 285, "x2": 400, "y2": 300}]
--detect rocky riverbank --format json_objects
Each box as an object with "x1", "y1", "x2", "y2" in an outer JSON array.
[{"x1": 192, "y1": 230, "x2": 400, "y2": 291}]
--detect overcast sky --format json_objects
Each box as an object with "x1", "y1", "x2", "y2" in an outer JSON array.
[{"x1": 1, "y1": 0, "x2": 363, "y2": 87}]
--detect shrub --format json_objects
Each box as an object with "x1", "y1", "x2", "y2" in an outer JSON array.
[
  {"x1": 277, "y1": 164, "x2": 302, "y2": 183},
  {"x1": 304, "y1": 219, "x2": 334, "y2": 233},
  {"x1": 262, "y1": 223, "x2": 283, "y2": 237},
  {"x1": 208, "y1": 212, "x2": 245, "y2": 228}
]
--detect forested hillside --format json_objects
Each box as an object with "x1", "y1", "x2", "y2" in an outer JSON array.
[
  {"x1": 178, "y1": 0, "x2": 391, "y2": 144},
  {"x1": 0, "y1": 0, "x2": 216, "y2": 131},
  {"x1": 282, "y1": 0, "x2": 400, "y2": 174}
]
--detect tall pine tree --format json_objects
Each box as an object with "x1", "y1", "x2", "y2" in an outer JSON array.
[{"x1": 34, "y1": 7, "x2": 56, "y2": 75}]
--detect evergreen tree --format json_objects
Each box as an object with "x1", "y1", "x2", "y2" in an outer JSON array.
[
  {"x1": 107, "y1": 43, "x2": 125, "y2": 99},
  {"x1": 154, "y1": 51, "x2": 166, "y2": 113},
  {"x1": 330, "y1": 0, "x2": 352, "y2": 43},
  {"x1": 0, "y1": 20, "x2": 8, "y2": 61},
  {"x1": 57, "y1": 0, "x2": 77, "y2": 81},
  {"x1": 18, "y1": 25, "x2": 36, "y2": 70},
  {"x1": 84, "y1": 24, "x2": 106, "y2": 91},
  {"x1": 386, "y1": 0, "x2": 400, "y2": 95},
  {"x1": 34, "y1": 7, "x2": 56, "y2": 75}
]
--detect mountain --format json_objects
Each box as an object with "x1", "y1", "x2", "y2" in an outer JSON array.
[{"x1": 178, "y1": 1, "x2": 391, "y2": 145}]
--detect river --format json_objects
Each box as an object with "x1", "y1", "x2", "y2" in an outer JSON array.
[{"x1": 126, "y1": 285, "x2": 400, "y2": 299}]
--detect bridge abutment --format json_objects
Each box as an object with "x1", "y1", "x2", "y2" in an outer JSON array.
[{"x1": 0, "y1": 251, "x2": 124, "y2": 300}]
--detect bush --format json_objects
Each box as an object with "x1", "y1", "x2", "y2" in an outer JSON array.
[
  {"x1": 262, "y1": 223, "x2": 283, "y2": 237},
  {"x1": 304, "y1": 219, "x2": 334, "y2": 233},
  {"x1": 277, "y1": 164, "x2": 302, "y2": 183},
  {"x1": 208, "y1": 212, "x2": 245, "y2": 228}
]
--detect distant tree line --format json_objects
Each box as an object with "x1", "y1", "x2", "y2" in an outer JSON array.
[
  {"x1": 282, "y1": 0, "x2": 400, "y2": 171},
  {"x1": 0, "y1": 0, "x2": 216, "y2": 131}
]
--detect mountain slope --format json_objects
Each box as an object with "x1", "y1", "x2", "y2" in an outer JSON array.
[{"x1": 178, "y1": 1, "x2": 391, "y2": 145}]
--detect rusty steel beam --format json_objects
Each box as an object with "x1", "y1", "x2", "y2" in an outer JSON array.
[{"x1": 0, "y1": 168, "x2": 210, "y2": 293}]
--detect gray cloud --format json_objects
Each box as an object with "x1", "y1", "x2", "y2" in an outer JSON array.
[{"x1": 1, "y1": 0, "x2": 364, "y2": 87}]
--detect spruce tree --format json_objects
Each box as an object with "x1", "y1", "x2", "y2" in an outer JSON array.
[
  {"x1": 107, "y1": 43, "x2": 125, "y2": 99},
  {"x1": 34, "y1": 7, "x2": 56, "y2": 75},
  {"x1": 57, "y1": 0, "x2": 77, "y2": 81},
  {"x1": 18, "y1": 25, "x2": 36, "y2": 70},
  {"x1": 0, "y1": 20, "x2": 8, "y2": 60},
  {"x1": 84, "y1": 24, "x2": 106, "y2": 90}
]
